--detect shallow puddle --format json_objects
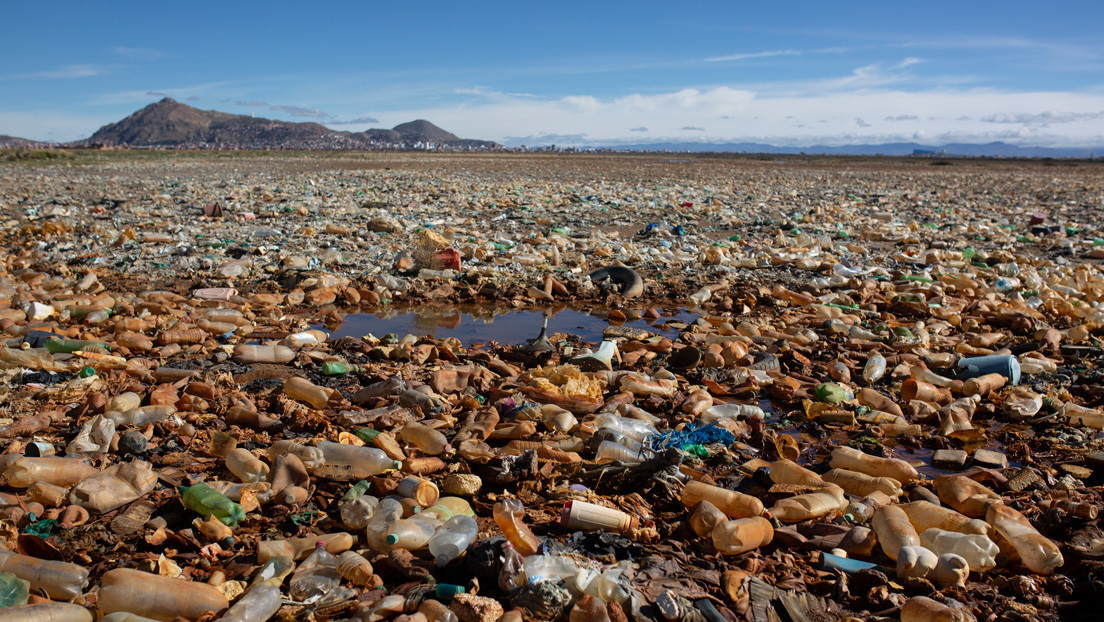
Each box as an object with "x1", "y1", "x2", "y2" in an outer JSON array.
[{"x1": 320, "y1": 305, "x2": 700, "y2": 346}]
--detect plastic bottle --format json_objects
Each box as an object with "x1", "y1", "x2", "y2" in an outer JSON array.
[
  {"x1": 218, "y1": 583, "x2": 282, "y2": 622},
  {"x1": 428, "y1": 514, "x2": 479, "y2": 566},
  {"x1": 399, "y1": 422, "x2": 452, "y2": 455},
  {"x1": 896, "y1": 545, "x2": 938, "y2": 579},
  {"x1": 385, "y1": 513, "x2": 442, "y2": 550},
  {"x1": 267, "y1": 440, "x2": 324, "y2": 470},
  {"x1": 68, "y1": 460, "x2": 157, "y2": 513},
  {"x1": 108, "y1": 405, "x2": 175, "y2": 427},
  {"x1": 962, "y1": 373, "x2": 1006, "y2": 397},
  {"x1": 336, "y1": 550, "x2": 377, "y2": 587},
  {"x1": 986, "y1": 503, "x2": 1064, "y2": 575},
  {"x1": 919, "y1": 528, "x2": 998, "y2": 570},
  {"x1": 711, "y1": 516, "x2": 774, "y2": 555},
  {"x1": 769, "y1": 459, "x2": 827, "y2": 488},
  {"x1": 863, "y1": 353, "x2": 887, "y2": 384},
  {"x1": 900, "y1": 595, "x2": 971, "y2": 622},
  {"x1": 256, "y1": 533, "x2": 355, "y2": 563},
  {"x1": 45, "y1": 338, "x2": 108, "y2": 354},
  {"x1": 232, "y1": 344, "x2": 295, "y2": 364},
  {"x1": 681, "y1": 481, "x2": 764, "y2": 519},
  {"x1": 897, "y1": 500, "x2": 990, "y2": 536},
  {"x1": 0, "y1": 602, "x2": 93, "y2": 622},
  {"x1": 284, "y1": 377, "x2": 332, "y2": 409},
  {"x1": 181, "y1": 483, "x2": 246, "y2": 526},
  {"x1": 771, "y1": 488, "x2": 847, "y2": 523},
  {"x1": 930, "y1": 554, "x2": 970, "y2": 588},
  {"x1": 701, "y1": 403, "x2": 766, "y2": 422},
  {"x1": 830, "y1": 446, "x2": 918, "y2": 483},
  {"x1": 561, "y1": 500, "x2": 639, "y2": 533},
  {"x1": 289, "y1": 542, "x2": 354, "y2": 604},
  {"x1": 685, "y1": 500, "x2": 727, "y2": 539},
  {"x1": 340, "y1": 495, "x2": 380, "y2": 529},
  {"x1": 1063, "y1": 402, "x2": 1104, "y2": 428},
  {"x1": 594, "y1": 440, "x2": 644, "y2": 463},
  {"x1": 822, "y1": 468, "x2": 902, "y2": 499},
  {"x1": 0, "y1": 572, "x2": 28, "y2": 607},
  {"x1": 321, "y1": 361, "x2": 358, "y2": 375},
  {"x1": 225, "y1": 448, "x2": 270, "y2": 483},
  {"x1": 872, "y1": 504, "x2": 920, "y2": 560},
  {"x1": 4, "y1": 457, "x2": 98, "y2": 488},
  {"x1": 0, "y1": 551, "x2": 88, "y2": 600},
  {"x1": 494, "y1": 498, "x2": 541, "y2": 556},
  {"x1": 845, "y1": 491, "x2": 894, "y2": 524},
  {"x1": 314, "y1": 441, "x2": 400, "y2": 480},
  {"x1": 522, "y1": 555, "x2": 579, "y2": 584},
  {"x1": 420, "y1": 497, "x2": 475, "y2": 521},
  {"x1": 66, "y1": 414, "x2": 116, "y2": 455},
  {"x1": 418, "y1": 599, "x2": 460, "y2": 622},
  {"x1": 365, "y1": 498, "x2": 405, "y2": 551},
  {"x1": 98, "y1": 568, "x2": 229, "y2": 621},
  {"x1": 593, "y1": 413, "x2": 657, "y2": 442}
]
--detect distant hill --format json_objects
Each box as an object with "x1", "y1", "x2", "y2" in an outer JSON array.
[
  {"x1": 75, "y1": 98, "x2": 498, "y2": 150},
  {"x1": 0, "y1": 135, "x2": 56, "y2": 149},
  {"x1": 587, "y1": 140, "x2": 1103, "y2": 159}
]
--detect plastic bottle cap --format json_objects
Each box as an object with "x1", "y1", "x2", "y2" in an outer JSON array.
[{"x1": 385, "y1": 534, "x2": 399, "y2": 545}]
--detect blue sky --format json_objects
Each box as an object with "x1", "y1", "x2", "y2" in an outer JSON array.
[{"x1": 2, "y1": 1, "x2": 1102, "y2": 146}]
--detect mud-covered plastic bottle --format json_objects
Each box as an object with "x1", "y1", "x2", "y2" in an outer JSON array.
[
  {"x1": 336, "y1": 550, "x2": 378, "y2": 588},
  {"x1": 689, "y1": 500, "x2": 728, "y2": 538},
  {"x1": 4, "y1": 456, "x2": 98, "y2": 488},
  {"x1": 863, "y1": 353, "x2": 886, "y2": 384},
  {"x1": 900, "y1": 595, "x2": 972, "y2": 622},
  {"x1": 0, "y1": 550, "x2": 89, "y2": 600},
  {"x1": 420, "y1": 496, "x2": 475, "y2": 520},
  {"x1": 385, "y1": 513, "x2": 442, "y2": 550},
  {"x1": 233, "y1": 344, "x2": 295, "y2": 364},
  {"x1": 315, "y1": 441, "x2": 400, "y2": 480},
  {"x1": 919, "y1": 527, "x2": 998, "y2": 570},
  {"x1": 593, "y1": 413, "x2": 657, "y2": 442},
  {"x1": 97, "y1": 568, "x2": 229, "y2": 621},
  {"x1": 680, "y1": 481, "x2": 764, "y2": 519},
  {"x1": 872, "y1": 504, "x2": 922, "y2": 561},
  {"x1": 830, "y1": 446, "x2": 918, "y2": 483},
  {"x1": 823, "y1": 468, "x2": 902, "y2": 498},
  {"x1": 428, "y1": 514, "x2": 479, "y2": 566},
  {"x1": 712, "y1": 516, "x2": 774, "y2": 555},
  {"x1": 986, "y1": 503, "x2": 1064, "y2": 575},
  {"x1": 267, "y1": 440, "x2": 324, "y2": 470},
  {"x1": 289, "y1": 542, "x2": 354, "y2": 604},
  {"x1": 0, "y1": 602, "x2": 93, "y2": 622},
  {"x1": 897, "y1": 500, "x2": 990, "y2": 535},
  {"x1": 225, "y1": 448, "x2": 269, "y2": 483},
  {"x1": 771, "y1": 488, "x2": 847, "y2": 523},
  {"x1": 418, "y1": 598, "x2": 460, "y2": 622},
  {"x1": 218, "y1": 582, "x2": 282, "y2": 622},
  {"x1": 399, "y1": 422, "x2": 453, "y2": 455},
  {"x1": 181, "y1": 483, "x2": 246, "y2": 526},
  {"x1": 494, "y1": 498, "x2": 541, "y2": 556},
  {"x1": 284, "y1": 377, "x2": 332, "y2": 409}
]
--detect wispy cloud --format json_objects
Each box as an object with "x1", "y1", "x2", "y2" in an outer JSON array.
[
  {"x1": 232, "y1": 99, "x2": 327, "y2": 118},
  {"x1": 19, "y1": 64, "x2": 105, "y2": 79},
  {"x1": 630, "y1": 126, "x2": 648, "y2": 132},
  {"x1": 981, "y1": 110, "x2": 1104, "y2": 125},
  {"x1": 681, "y1": 126, "x2": 705, "y2": 131},
  {"x1": 706, "y1": 49, "x2": 802, "y2": 62},
  {"x1": 326, "y1": 116, "x2": 380, "y2": 125},
  {"x1": 111, "y1": 46, "x2": 163, "y2": 60}
]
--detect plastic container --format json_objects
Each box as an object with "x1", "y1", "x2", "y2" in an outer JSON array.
[
  {"x1": 681, "y1": 481, "x2": 764, "y2": 519},
  {"x1": 771, "y1": 488, "x2": 847, "y2": 523},
  {"x1": 863, "y1": 353, "x2": 886, "y2": 384},
  {"x1": 428, "y1": 514, "x2": 479, "y2": 566},
  {"x1": 289, "y1": 542, "x2": 354, "y2": 604},
  {"x1": 830, "y1": 446, "x2": 918, "y2": 483},
  {"x1": 768, "y1": 459, "x2": 826, "y2": 488},
  {"x1": 986, "y1": 503, "x2": 1064, "y2": 575},
  {"x1": 232, "y1": 344, "x2": 295, "y2": 364},
  {"x1": 0, "y1": 551, "x2": 88, "y2": 600},
  {"x1": 68, "y1": 460, "x2": 157, "y2": 513},
  {"x1": 336, "y1": 550, "x2": 377, "y2": 587},
  {"x1": 897, "y1": 500, "x2": 990, "y2": 536},
  {"x1": 181, "y1": 482, "x2": 246, "y2": 526},
  {"x1": 822, "y1": 468, "x2": 902, "y2": 498},
  {"x1": 919, "y1": 527, "x2": 998, "y2": 570},
  {"x1": 314, "y1": 441, "x2": 400, "y2": 480},
  {"x1": 1063, "y1": 402, "x2": 1104, "y2": 429},
  {"x1": 560, "y1": 500, "x2": 639, "y2": 532},
  {"x1": 108, "y1": 405, "x2": 175, "y2": 427},
  {"x1": 0, "y1": 572, "x2": 28, "y2": 607},
  {"x1": 930, "y1": 554, "x2": 970, "y2": 588},
  {"x1": 900, "y1": 595, "x2": 971, "y2": 622},
  {"x1": 385, "y1": 513, "x2": 442, "y2": 549},
  {"x1": 218, "y1": 583, "x2": 281, "y2": 622},
  {"x1": 364, "y1": 498, "x2": 405, "y2": 551},
  {"x1": 956, "y1": 354, "x2": 1020, "y2": 386},
  {"x1": 340, "y1": 495, "x2": 379, "y2": 529},
  {"x1": 689, "y1": 500, "x2": 729, "y2": 538},
  {"x1": 399, "y1": 422, "x2": 452, "y2": 455},
  {"x1": 494, "y1": 498, "x2": 541, "y2": 556},
  {"x1": 256, "y1": 533, "x2": 355, "y2": 563},
  {"x1": 98, "y1": 568, "x2": 229, "y2": 621},
  {"x1": 594, "y1": 440, "x2": 644, "y2": 463},
  {"x1": 701, "y1": 403, "x2": 766, "y2": 422},
  {"x1": 872, "y1": 504, "x2": 920, "y2": 560},
  {"x1": 711, "y1": 516, "x2": 773, "y2": 555},
  {"x1": 933, "y1": 475, "x2": 1002, "y2": 518},
  {"x1": 420, "y1": 496, "x2": 475, "y2": 521},
  {"x1": 267, "y1": 440, "x2": 324, "y2": 470},
  {"x1": 896, "y1": 545, "x2": 938, "y2": 579},
  {"x1": 962, "y1": 373, "x2": 1007, "y2": 397},
  {"x1": 284, "y1": 377, "x2": 331, "y2": 409},
  {"x1": 225, "y1": 448, "x2": 269, "y2": 483},
  {"x1": 593, "y1": 413, "x2": 657, "y2": 442},
  {"x1": 418, "y1": 599, "x2": 460, "y2": 622}
]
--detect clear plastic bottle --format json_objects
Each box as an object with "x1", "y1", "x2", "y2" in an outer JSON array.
[
  {"x1": 336, "y1": 550, "x2": 377, "y2": 587},
  {"x1": 771, "y1": 488, "x2": 847, "y2": 523},
  {"x1": 593, "y1": 413, "x2": 657, "y2": 442},
  {"x1": 862, "y1": 353, "x2": 887, "y2": 384},
  {"x1": 830, "y1": 446, "x2": 918, "y2": 483},
  {"x1": 681, "y1": 481, "x2": 764, "y2": 519},
  {"x1": 689, "y1": 500, "x2": 728, "y2": 538},
  {"x1": 365, "y1": 498, "x2": 405, "y2": 551},
  {"x1": 986, "y1": 503, "x2": 1064, "y2": 575},
  {"x1": 712, "y1": 516, "x2": 774, "y2": 555},
  {"x1": 399, "y1": 422, "x2": 452, "y2": 455},
  {"x1": 267, "y1": 440, "x2": 324, "y2": 471},
  {"x1": 0, "y1": 551, "x2": 89, "y2": 600},
  {"x1": 428, "y1": 514, "x2": 479, "y2": 566},
  {"x1": 569, "y1": 595, "x2": 611, "y2": 622},
  {"x1": 845, "y1": 491, "x2": 894, "y2": 524},
  {"x1": 218, "y1": 583, "x2": 282, "y2": 622},
  {"x1": 284, "y1": 377, "x2": 332, "y2": 409},
  {"x1": 1063, "y1": 402, "x2": 1104, "y2": 429},
  {"x1": 385, "y1": 513, "x2": 442, "y2": 550},
  {"x1": 919, "y1": 527, "x2": 998, "y2": 570},
  {"x1": 822, "y1": 468, "x2": 902, "y2": 499},
  {"x1": 594, "y1": 440, "x2": 644, "y2": 463},
  {"x1": 68, "y1": 460, "x2": 157, "y2": 513},
  {"x1": 494, "y1": 498, "x2": 541, "y2": 557},
  {"x1": 897, "y1": 500, "x2": 990, "y2": 536},
  {"x1": 256, "y1": 533, "x2": 355, "y2": 563},
  {"x1": 108, "y1": 405, "x2": 175, "y2": 427},
  {"x1": 233, "y1": 344, "x2": 295, "y2": 364},
  {"x1": 0, "y1": 602, "x2": 93, "y2": 622},
  {"x1": 421, "y1": 496, "x2": 475, "y2": 521},
  {"x1": 340, "y1": 495, "x2": 380, "y2": 529},
  {"x1": 289, "y1": 542, "x2": 354, "y2": 604},
  {"x1": 97, "y1": 568, "x2": 229, "y2": 621},
  {"x1": 872, "y1": 504, "x2": 920, "y2": 561},
  {"x1": 315, "y1": 441, "x2": 401, "y2": 480},
  {"x1": 701, "y1": 403, "x2": 766, "y2": 422},
  {"x1": 522, "y1": 555, "x2": 578, "y2": 584},
  {"x1": 225, "y1": 448, "x2": 269, "y2": 483}
]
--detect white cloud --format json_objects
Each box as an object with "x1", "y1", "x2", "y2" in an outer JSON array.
[
  {"x1": 706, "y1": 49, "x2": 802, "y2": 62},
  {"x1": 111, "y1": 46, "x2": 164, "y2": 60}
]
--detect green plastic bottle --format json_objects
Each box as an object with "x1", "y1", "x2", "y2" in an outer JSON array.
[
  {"x1": 321, "y1": 361, "x2": 357, "y2": 375},
  {"x1": 44, "y1": 338, "x2": 108, "y2": 354},
  {"x1": 0, "y1": 572, "x2": 29, "y2": 607},
  {"x1": 341, "y1": 479, "x2": 372, "y2": 502},
  {"x1": 182, "y1": 483, "x2": 245, "y2": 526}
]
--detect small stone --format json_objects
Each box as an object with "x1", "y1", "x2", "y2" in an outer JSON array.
[
  {"x1": 972, "y1": 449, "x2": 1008, "y2": 469},
  {"x1": 450, "y1": 592, "x2": 503, "y2": 622},
  {"x1": 118, "y1": 430, "x2": 149, "y2": 455},
  {"x1": 932, "y1": 449, "x2": 968, "y2": 470},
  {"x1": 442, "y1": 473, "x2": 482, "y2": 497}
]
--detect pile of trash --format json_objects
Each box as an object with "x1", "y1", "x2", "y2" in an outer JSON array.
[{"x1": 0, "y1": 152, "x2": 1100, "y2": 622}]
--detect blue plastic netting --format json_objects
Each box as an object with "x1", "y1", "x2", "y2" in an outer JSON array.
[{"x1": 648, "y1": 422, "x2": 735, "y2": 451}]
